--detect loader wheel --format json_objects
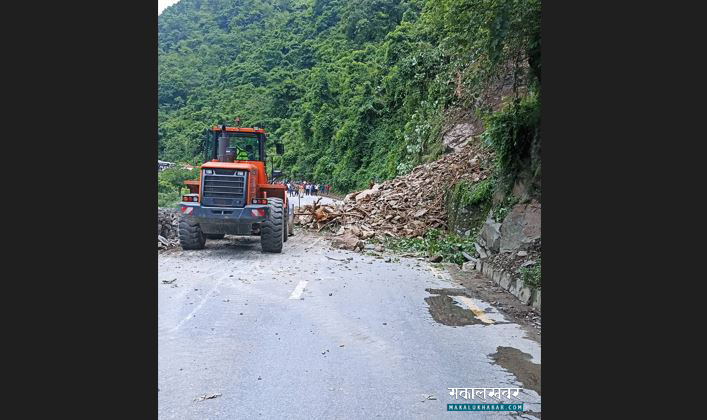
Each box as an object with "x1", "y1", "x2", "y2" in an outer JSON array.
[
  {"x1": 179, "y1": 217, "x2": 206, "y2": 250},
  {"x1": 206, "y1": 234, "x2": 225, "y2": 240},
  {"x1": 261, "y1": 197, "x2": 283, "y2": 253}
]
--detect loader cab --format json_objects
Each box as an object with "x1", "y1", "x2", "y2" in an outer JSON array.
[{"x1": 205, "y1": 125, "x2": 266, "y2": 163}]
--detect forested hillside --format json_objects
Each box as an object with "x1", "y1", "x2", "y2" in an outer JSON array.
[{"x1": 158, "y1": 0, "x2": 540, "y2": 193}]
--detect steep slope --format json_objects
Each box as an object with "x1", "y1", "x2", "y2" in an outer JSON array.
[{"x1": 158, "y1": 0, "x2": 541, "y2": 193}]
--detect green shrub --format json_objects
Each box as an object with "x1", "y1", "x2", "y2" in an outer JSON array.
[
  {"x1": 386, "y1": 228, "x2": 478, "y2": 266},
  {"x1": 519, "y1": 258, "x2": 541, "y2": 290},
  {"x1": 481, "y1": 95, "x2": 540, "y2": 179}
]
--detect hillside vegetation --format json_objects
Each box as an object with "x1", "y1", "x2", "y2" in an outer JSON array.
[{"x1": 159, "y1": 0, "x2": 540, "y2": 194}]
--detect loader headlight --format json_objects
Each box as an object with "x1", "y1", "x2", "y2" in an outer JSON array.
[{"x1": 204, "y1": 169, "x2": 213, "y2": 175}]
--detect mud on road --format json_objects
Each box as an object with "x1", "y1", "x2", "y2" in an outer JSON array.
[{"x1": 158, "y1": 228, "x2": 541, "y2": 419}]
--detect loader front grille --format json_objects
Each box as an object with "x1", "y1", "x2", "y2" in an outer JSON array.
[{"x1": 201, "y1": 172, "x2": 247, "y2": 207}]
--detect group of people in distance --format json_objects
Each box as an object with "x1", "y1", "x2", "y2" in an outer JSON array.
[{"x1": 285, "y1": 181, "x2": 331, "y2": 197}]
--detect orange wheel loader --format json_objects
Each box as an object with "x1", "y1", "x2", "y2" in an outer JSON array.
[{"x1": 178, "y1": 122, "x2": 293, "y2": 252}]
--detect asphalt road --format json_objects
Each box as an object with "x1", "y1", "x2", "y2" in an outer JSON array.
[
  {"x1": 158, "y1": 199, "x2": 541, "y2": 419},
  {"x1": 287, "y1": 192, "x2": 339, "y2": 208}
]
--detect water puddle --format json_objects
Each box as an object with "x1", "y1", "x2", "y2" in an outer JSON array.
[
  {"x1": 425, "y1": 288, "x2": 504, "y2": 326},
  {"x1": 425, "y1": 294, "x2": 484, "y2": 326},
  {"x1": 490, "y1": 346, "x2": 541, "y2": 396}
]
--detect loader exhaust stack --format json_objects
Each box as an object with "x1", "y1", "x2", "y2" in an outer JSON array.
[{"x1": 217, "y1": 130, "x2": 230, "y2": 162}]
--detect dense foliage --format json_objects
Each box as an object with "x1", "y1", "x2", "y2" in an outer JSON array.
[
  {"x1": 158, "y1": 167, "x2": 200, "y2": 207},
  {"x1": 159, "y1": 0, "x2": 540, "y2": 193}
]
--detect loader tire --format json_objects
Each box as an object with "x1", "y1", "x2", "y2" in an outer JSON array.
[
  {"x1": 206, "y1": 234, "x2": 225, "y2": 240},
  {"x1": 261, "y1": 197, "x2": 283, "y2": 253},
  {"x1": 179, "y1": 217, "x2": 206, "y2": 250}
]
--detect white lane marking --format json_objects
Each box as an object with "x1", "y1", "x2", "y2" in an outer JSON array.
[
  {"x1": 163, "y1": 269, "x2": 227, "y2": 307},
  {"x1": 288, "y1": 280, "x2": 308, "y2": 299},
  {"x1": 168, "y1": 280, "x2": 222, "y2": 333},
  {"x1": 166, "y1": 258, "x2": 262, "y2": 332}
]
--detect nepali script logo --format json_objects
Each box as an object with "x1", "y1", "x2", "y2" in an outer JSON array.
[{"x1": 447, "y1": 387, "x2": 523, "y2": 412}]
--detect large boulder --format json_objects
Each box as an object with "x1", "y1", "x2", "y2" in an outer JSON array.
[
  {"x1": 344, "y1": 185, "x2": 380, "y2": 203},
  {"x1": 330, "y1": 234, "x2": 363, "y2": 251},
  {"x1": 499, "y1": 200, "x2": 541, "y2": 253},
  {"x1": 480, "y1": 219, "x2": 502, "y2": 253},
  {"x1": 348, "y1": 225, "x2": 362, "y2": 237},
  {"x1": 354, "y1": 185, "x2": 381, "y2": 203},
  {"x1": 344, "y1": 191, "x2": 359, "y2": 202}
]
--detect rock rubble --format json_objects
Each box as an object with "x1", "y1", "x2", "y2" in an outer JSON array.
[{"x1": 294, "y1": 143, "x2": 494, "y2": 244}]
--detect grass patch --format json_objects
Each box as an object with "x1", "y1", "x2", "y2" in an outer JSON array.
[
  {"x1": 456, "y1": 179, "x2": 494, "y2": 207},
  {"x1": 446, "y1": 178, "x2": 494, "y2": 236}
]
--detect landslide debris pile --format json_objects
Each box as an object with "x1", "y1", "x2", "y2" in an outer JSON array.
[
  {"x1": 158, "y1": 208, "x2": 180, "y2": 249},
  {"x1": 294, "y1": 144, "x2": 493, "y2": 246}
]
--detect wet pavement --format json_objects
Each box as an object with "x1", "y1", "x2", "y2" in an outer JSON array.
[{"x1": 158, "y1": 229, "x2": 541, "y2": 419}]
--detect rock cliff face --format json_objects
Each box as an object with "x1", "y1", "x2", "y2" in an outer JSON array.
[
  {"x1": 444, "y1": 137, "x2": 541, "y2": 308},
  {"x1": 474, "y1": 200, "x2": 540, "y2": 258},
  {"x1": 500, "y1": 200, "x2": 541, "y2": 253}
]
